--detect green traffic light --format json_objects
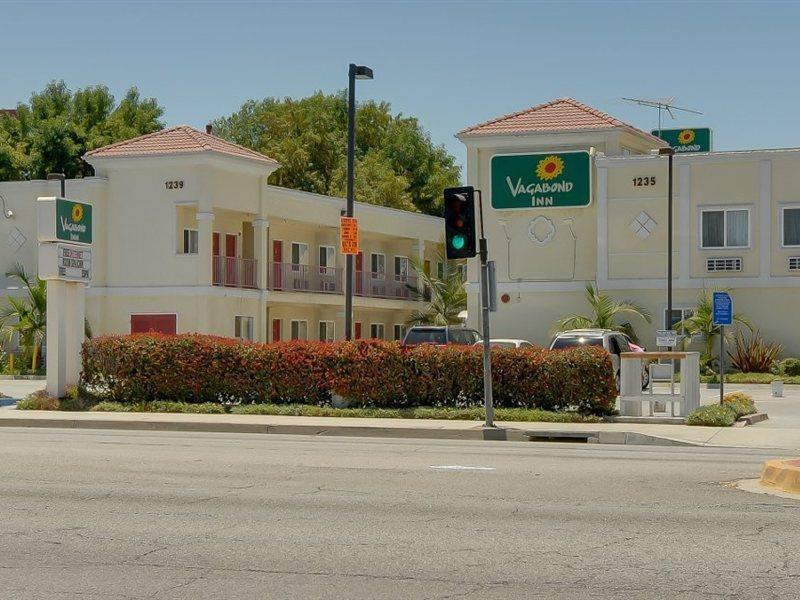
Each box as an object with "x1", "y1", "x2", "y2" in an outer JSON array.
[{"x1": 451, "y1": 234, "x2": 466, "y2": 250}]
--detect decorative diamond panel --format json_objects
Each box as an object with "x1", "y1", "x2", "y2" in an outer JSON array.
[
  {"x1": 628, "y1": 211, "x2": 657, "y2": 240},
  {"x1": 7, "y1": 227, "x2": 25, "y2": 251}
]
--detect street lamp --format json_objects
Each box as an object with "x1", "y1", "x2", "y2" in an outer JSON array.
[
  {"x1": 344, "y1": 63, "x2": 374, "y2": 341},
  {"x1": 47, "y1": 172, "x2": 66, "y2": 198},
  {"x1": 658, "y1": 147, "x2": 675, "y2": 330}
]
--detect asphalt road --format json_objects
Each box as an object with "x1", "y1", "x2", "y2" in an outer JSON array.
[{"x1": 1, "y1": 429, "x2": 798, "y2": 599}]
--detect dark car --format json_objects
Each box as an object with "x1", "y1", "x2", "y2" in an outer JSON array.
[{"x1": 402, "y1": 326, "x2": 482, "y2": 346}]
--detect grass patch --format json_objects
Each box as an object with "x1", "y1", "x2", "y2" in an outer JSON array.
[{"x1": 85, "y1": 400, "x2": 602, "y2": 423}]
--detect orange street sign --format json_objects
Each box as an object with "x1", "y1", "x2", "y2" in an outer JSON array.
[{"x1": 340, "y1": 216, "x2": 359, "y2": 255}]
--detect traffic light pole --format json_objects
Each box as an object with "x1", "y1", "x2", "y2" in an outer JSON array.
[{"x1": 475, "y1": 191, "x2": 494, "y2": 428}]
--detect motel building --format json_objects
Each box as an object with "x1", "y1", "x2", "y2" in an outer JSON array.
[
  {"x1": 459, "y1": 97, "x2": 800, "y2": 356},
  {"x1": 0, "y1": 126, "x2": 443, "y2": 344}
]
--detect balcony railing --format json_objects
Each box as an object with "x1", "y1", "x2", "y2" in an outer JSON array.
[
  {"x1": 269, "y1": 262, "x2": 418, "y2": 300},
  {"x1": 212, "y1": 256, "x2": 257, "y2": 289}
]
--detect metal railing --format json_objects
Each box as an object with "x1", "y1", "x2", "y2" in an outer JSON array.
[
  {"x1": 269, "y1": 262, "x2": 417, "y2": 299},
  {"x1": 212, "y1": 256, "x2": 258, "y2": 289}
]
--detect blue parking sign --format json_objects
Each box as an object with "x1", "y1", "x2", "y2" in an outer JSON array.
[{"x1": 712, "y1": 291, "x2": 732, "y2": 326}]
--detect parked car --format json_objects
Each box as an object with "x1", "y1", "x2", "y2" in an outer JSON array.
[
  {"x1": 473, "y1": 339, "x2": 535, "y2": 349},
  {"x1": 549, "y1": 329, "x2": 647, "y2": 391},
  {"x1": 402, "y1": 326, "x2": 482, "y2": 346}
]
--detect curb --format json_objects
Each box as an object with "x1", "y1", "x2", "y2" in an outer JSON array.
[
  {"x1": 737, "y1": 413, "x2": 769, "y2": 426},
  {"x1": 0, "y1": 414, "x2": 698, "y2": 446},
  {"x1": 760, "y1": 458, "x2": 800, "y2": 495}
]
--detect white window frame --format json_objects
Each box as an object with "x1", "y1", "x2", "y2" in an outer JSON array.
[
  {"x1": 182, "y1": 228, "x2": 199, "y2": 255},
  {"x1": 370, "y1": 323, "x2": 385, "y2": 340},
  {"x1": 319, "y1": 320, "x2": 335, "y2": 342},
  {"x1": 234, "y1": 315, "x2": 254, "y2": 341},
  {"x1": 290, "y1": 319, "x2": 308, "y2": 341},
  {"x1": 780, "y1": 204, "x2": 800, "y2": 248},
  {"x1": 370, "y1": 252, "x2": 386, "y2": 280},
  {"x1": 319, "y1": 245, "x2": 336, "y2": 274},
  {"x1": 393, "y1": 323, "x2": 406, "y2": 341},
  {"x1": 291, "y1": 242, "x2": 309, "y2": 269},
  {"x1": 394, "y1": 255, "x2": 409, "y2": 282},
  {"x1": 663, "y1": 306, "x2": 695, "y2": 333},
  {"x1": 699, "y1": 206, "x2": 751, "y2": 250},
  {"x1": 436, "y1": 261, "x2": 445, "y2": 280}
]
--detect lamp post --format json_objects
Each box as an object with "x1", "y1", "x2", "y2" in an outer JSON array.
[
  {"x1": 47, "y1": 172, "x2": 66, "y2": 198},
  {"x1": 344, "y1": 63, "x2": 374, "y2": 340},
  {"x1": 658, "y1": 147, "x2": 675, "y2": 329}
]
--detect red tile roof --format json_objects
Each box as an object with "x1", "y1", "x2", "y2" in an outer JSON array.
[
  {"x1": 458, "y1": 97, "x2": 663, "y2": 143},
  {"x1": 1, "y1": 109, "x2": 18, "y2": 118},
  {"x1": 84, "y1": 125, "x2": 278, "y2": 165}
]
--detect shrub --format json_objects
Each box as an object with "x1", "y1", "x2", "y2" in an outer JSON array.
[
  {"x1": 17, "y1": 390, "x2": 60, "y2": 411},
  {"x1": 722, "y1": 391, "x2": 757, "y2": 418},
  {"x1": 775, "y1": 358, "x2": 800, "y2": 377},
  {"x1": 82, "y1": 334, "x2": 617, "y2": 415},
  {"x1": 728, "y1": 330, "x2": 782, "y2": 373},
  {"x1": 686, "y1": 404, "x2": 737, "y2": 427}
]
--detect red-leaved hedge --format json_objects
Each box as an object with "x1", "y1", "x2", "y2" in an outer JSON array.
[{"x1": 81, "y1": 334, "x2": 617, "y2": 414}]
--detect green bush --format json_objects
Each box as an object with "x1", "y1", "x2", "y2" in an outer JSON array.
[
  {"x1": 82, "y1": 334, "x2": 618, "y2": 415},
  {"x1": 686, "y1": 404, "x2": 737, "y2": 427},
  {"x1": 17, "y1": 390, "x2": 59, "y2": 410},
  {"x1": 776, "y1": 358, "x2": 800, "y2": 377}
]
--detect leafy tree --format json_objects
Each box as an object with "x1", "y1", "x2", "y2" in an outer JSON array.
[
  {"x1": 405, "y1": 252, "x2": 467, "y2": 326},
  {"x1": 552, "y1": 283, "x2": 651, "y2": 343},
  {"x1": 212, "y1": 91, "x2": 460, "y2": 214},
  {"x1": 0, "y1": 81, "x2": 164, "y2": 180},
  {"x1": 0, "y1": 264, "x2": 47, "y2": 372}
]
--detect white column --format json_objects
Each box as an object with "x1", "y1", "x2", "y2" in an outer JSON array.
[
  {"x1": 253, "y1": 218, "x2": 269, "y2": 343},
  {"x1": 46, "y1": 280, "x2": 82, "y2": 397},
  {"x1": 596, "y1": 165, "x2": 608, "y2": 288},
  {"x1": 64, "y1": 283, "x2": 85, "y2": 386},
  {"x1": 760, "y1": 160, "x2": 772, "y2": 280},
  {"x1": 678, "y1": 163, "x2": 692, "y2": 284},
  {"x1": 196, "y1": 211, "x2": 215, "y2": 286},
  {"x1": 412, "y1": 239, "x2": 426, "y2": 294}
]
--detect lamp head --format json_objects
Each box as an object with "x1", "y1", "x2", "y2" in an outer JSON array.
[
  {"x1": 658, "y1": 147, "x2": 675, "y2": 156},
  {"x1": 353, "y1": 65, "x2": 374, "y2": 80}
]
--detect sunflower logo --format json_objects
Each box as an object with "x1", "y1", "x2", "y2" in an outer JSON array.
[
  {"x1": 71, "y1": 203, "x2": 84, "y2": 223},
  {"x1": 678, "y1": 129, "x2": 696, "y2": 144},
  {"x1": 536, "y1": 155, "x2": 565, "y2": 181}
]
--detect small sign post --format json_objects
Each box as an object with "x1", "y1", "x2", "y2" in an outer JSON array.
[
  {"x1": 37, "y1": 196, "x2": 93, "y2": 398},
  {"x1": 712, "y1": 291, "x2": 733, "y2": 405},
  {"x1": 339, "y1": 216, "x2": 359, "y2": 255}
]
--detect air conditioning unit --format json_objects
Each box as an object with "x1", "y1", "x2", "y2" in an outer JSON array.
[
  {"x1": 706, "y1": 257, "x2": 742, "y2": 272},
  {"x1": 789, "y1": 257, "x2": 800, "y2": 271}
]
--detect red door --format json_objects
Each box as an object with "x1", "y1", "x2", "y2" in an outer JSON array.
[
  {"x1": 354, "y1": 322, "x2": 362, "y2": 340},
  {"x1": 225, "y1": 234, "x2": 237, "y2": 286},
  {"x1": 212, "y1": 233, "x2": 221, "y2": 284},
  {"x1": 272, "y1": 240, "x2": 283, "y2": 290},
  {"x1": 131, "y1": 314, "x2": 176, "y2": 335},
  {"x1": 355, "y1": 251, "x2": 364, "y2": 295},
  {"x1": 272, "y1": 318, "x2": 282, "y2": 342}
]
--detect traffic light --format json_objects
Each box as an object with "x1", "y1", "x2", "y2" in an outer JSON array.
[{"x1": 443, "y1": 186, "x2": 476, "y2": 259}]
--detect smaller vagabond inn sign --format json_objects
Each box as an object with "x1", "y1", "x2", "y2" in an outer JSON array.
[{"x1": 491, "y1": 151, "x2": 591, "y2": 209}]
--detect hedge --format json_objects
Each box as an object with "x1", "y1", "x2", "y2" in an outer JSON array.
[{"x1": 81, "y1": 334, "x2": 617, "y2": 414}]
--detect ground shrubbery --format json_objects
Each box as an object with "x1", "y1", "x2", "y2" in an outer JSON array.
[
  {"x1": 774, "y1": 358, "x2": 800, "y2": 377},
  {"x1": 686, "y1": 391, "x2": 758, "y2": 426},
  {"x1": 81, "y1": 334, "x2": 617, "y2": 415}
]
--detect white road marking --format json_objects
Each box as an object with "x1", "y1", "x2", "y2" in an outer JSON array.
[{"x1": 429, "y1": 465, "x2": 495, "y2": 471}]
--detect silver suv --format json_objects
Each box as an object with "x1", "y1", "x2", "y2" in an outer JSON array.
[
  {"x1": 549, "y1": 329, "x2": 644, "y2": 391},
  {"x1": 402, "y1": 326, "x2": 482, "y2": 346}
]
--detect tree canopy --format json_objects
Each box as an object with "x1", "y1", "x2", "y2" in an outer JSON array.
[
  {"x1": 212, "y1": 91, "x2": 460, "y2": 214},
  {"x1": 0, "y1": 81, "x2": 165, "y2": 180}
]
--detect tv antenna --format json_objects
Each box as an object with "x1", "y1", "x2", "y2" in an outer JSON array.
[{"x1": 622, "y1": 97, "x2": 703, "y2": 137}]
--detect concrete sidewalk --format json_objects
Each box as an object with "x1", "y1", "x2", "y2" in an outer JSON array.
[{"x1": 2, "y1": 409, "x2": 800, "y2": 451}]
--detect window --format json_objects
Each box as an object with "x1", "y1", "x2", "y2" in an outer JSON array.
[
  {"x1": 437, "y1": 261, "x2": 445, "y2": 280},
  {"x1": 664, "y1": 308, "x2": 695, "y2": 332},
  {"x1": 783, "y1": 207, "x2": 800, "y2": 247},
  {"x1": 182, "y1": 229, "x2": 198, "y2": 254},
  {"x1": 235, "y1": 316, "x2": 254, "y2": 341},
  {"x1": 370, "y1": 253, "x2": 385, "y2": 279},
  {"x1": 394, "y1": 256, "x2": 409, "y2": 281},
  {"x1": 458, "y1": 263, "x2": 467, "y2": 282},
  {"x1": 291, "y1": 242, "x2": 309, "y2": 268},
  {"x1": 319, "y1": 320, "x2": 335, "y2": 342},
  {"x1": 319, "y1": 245, "x2": 335, "y2": 273},
  {"x1": 393, "y1": 324, "x2": 406, "y2": 341},
  {"x1": 290, "y1": 320, "x2": 308, "y2": 341},
  {"x1": 370, "y1": 323, "x2": 385, "y2": 339},
  {"x1": 701, "y1": 208, "x2": 749, "y2": 248}
]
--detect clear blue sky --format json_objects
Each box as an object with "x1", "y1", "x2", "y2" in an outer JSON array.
[{"x1": 2, "y1": 1, "x2": 799, "y2": 178}]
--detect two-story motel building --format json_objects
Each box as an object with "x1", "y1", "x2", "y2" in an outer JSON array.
[
  {"x1": 0, "y1": 126, "x2": 444, "y2": 343},
  {"x1": 459, "y1": 97, "x2": 800, "y2": 356}
]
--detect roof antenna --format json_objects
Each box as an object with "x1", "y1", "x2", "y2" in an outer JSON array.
[{"x1": 621, "y1": 97, "x2": 703, "y2": 138}]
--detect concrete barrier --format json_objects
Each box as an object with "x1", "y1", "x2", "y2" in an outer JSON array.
[{"x1": 760, "y1": 458, "x2": 800, "y2": 495}]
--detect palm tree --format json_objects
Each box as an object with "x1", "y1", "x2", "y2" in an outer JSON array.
[
  {"x1": 552, "y1": 283, "x2": 651, "y2": 342},
  {"x1": 0, "y1": 263, "x2": 47, "y2": 372},
  {"x1": 676, "y1": 289, "x2": 751, "y2": 366},
  {"x1": 405, "y1": 254, "x2": 467, "y2": 326}
]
